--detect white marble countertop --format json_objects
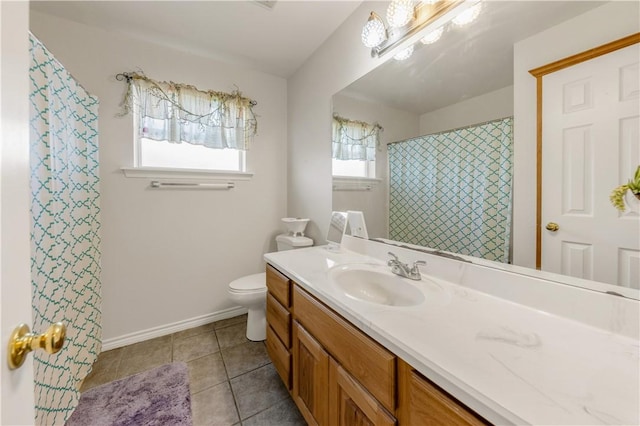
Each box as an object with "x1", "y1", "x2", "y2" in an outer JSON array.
[{"x1": 264, "y1": 242, "x2": 640, "y2": 426}]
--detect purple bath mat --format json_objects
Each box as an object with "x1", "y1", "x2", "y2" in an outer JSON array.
[{"x1": 67, "y1": 362, "x2": 192, "y2": 426}]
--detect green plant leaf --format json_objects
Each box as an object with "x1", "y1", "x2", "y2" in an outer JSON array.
[
  {"x1": 628, "y1": 165, "x2": 640, "y2": 193},
  {"x1": 610, "y1": 184, "x2": 629, "y2": 212}
]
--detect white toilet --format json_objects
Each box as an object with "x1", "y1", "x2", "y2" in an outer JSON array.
[{"x1": 228, "y1": 218, "x2": 313, "y2": 341}]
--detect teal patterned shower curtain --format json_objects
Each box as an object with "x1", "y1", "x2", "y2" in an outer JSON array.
[
  {"x1": 29, "y1": 34, "x2": 101, "y2": 425},
  {"x1": 388, "y1": 117, "x2": 513, "y2": 262}
]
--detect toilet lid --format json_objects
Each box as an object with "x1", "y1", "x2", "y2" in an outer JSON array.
[{"x1": 229, "y1": 272, "x2": 267, "y2": 292}]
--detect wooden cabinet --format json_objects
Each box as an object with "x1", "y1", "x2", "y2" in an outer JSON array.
[
  {"x1": 292, "y1": 321, "x2": 329, "y2": 426},
  {"x1": 291, "y1": 284, "x2": 396, "y2": 426},
  {"x1": 265, "y1": 264, "x2": 292, "y2": 389},
  {"x1": 291, "y1": 319, "x2": 395, "y2": 426},
  {"x1": 266, "y1": 292, "x2": 290, "y2": 346},
  {"x1": 329, "y1": 358, "x2": 396, "y2": 426},
  {"x1": 266, "y1": 263, "x2": 290, "y2": 307},
  {"x1": 265, "y1": 263, "x2": 489, "y2": 426},
  {"x1": 265, "y1": 325, "x2": 290, "y2": 387},
  {"x1": 398, "y1": 360, "x2": 489, "y2": 426},
  {"x1": 293, "y1": 285, "x2": 396, "y2": 412}
]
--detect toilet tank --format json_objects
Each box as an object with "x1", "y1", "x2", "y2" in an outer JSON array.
[{"x1": 276, "y1": 234, "x2": 313, "y2": 251}]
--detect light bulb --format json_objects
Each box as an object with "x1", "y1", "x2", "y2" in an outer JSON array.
[
  {"x1": 361, "y1": 12, "x2": 387, "y2": 48},
  {"x1": 386, "y1": 0, "x2": 415, "y2": 28},
  {"x1": 452, "y1": 2, "x2": 482, "y2": 26},
  {"x1": 393, "y1": 45, "x2": 414, "y2": 61},
  {"x1": 420, "y1": 26, "x2": 443, "y2": 45}
]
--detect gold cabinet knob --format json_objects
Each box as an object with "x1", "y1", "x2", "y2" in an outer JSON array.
[
  {"x1": 7, "y1": 322, "x2": 66, "y2": 370},
  {"x1": 545, "y1": 222, "x2": 560, "y2": 232}
]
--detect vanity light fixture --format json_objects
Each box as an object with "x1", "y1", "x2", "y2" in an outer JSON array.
[
  {"x1": 363, "y1": 0, "x2": 483, "y2": 56},
  {"x1": 451, "y1": 2, "x2": 482, "y2": 26},
  {"x1": 420, "y1": 26, "x2": 444, "y2": 44},
  {"x1": 361, "y1": 12, "x2": 388, "y2": 48},
  {"x1": 386, "y1": 0, "x2": 415, "y2": 28},
  {"x1": 393, "y1": 45, "x2": 415, "y2": 61}
]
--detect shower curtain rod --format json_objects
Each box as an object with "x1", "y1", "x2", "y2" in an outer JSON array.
[{"x1": 387, "y1": 115, "x2": 513, "y2": 145}]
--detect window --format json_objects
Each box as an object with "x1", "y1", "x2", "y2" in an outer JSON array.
[
  {"x1": 124, "y1": 73, "x2": 257, "y2": 172},
  {"x1": 332, "y1": 158, "x2": 375, "y2": 178},
  {"x1": 331, "y1": 115, "x2": 381, "y2": 178},
  {"x1": 138, "y1": 138, "x2": 245, "y2": 171}
]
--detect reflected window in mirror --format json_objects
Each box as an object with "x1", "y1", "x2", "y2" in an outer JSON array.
[
  {"x1": 332, "y1": 158, "x2": 375, "y2": 178},
  {"x1": 332, "y1": 115, "x2": 382, "y2": 178}
]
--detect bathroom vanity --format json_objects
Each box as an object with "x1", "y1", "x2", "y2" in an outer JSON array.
[
  {"x1": 266, "y1": 263, "x2": 485, "y2": 425},
  {"x1": 264, "y1": 236, "x2": 639, "y2": 425}
]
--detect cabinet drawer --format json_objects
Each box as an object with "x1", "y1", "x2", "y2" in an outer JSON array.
[
  {"x1": 267, "y1": 292, "x2": 291, "y2": 348},
  {"x1": 293, "y1": 285, "x2": 396, "y2": 413},
  {"x1": 266, "y1": 325, "x2": 291, "y2": 390},
  {"x1": 266, "y1": 264, "x2": 290, "y2": 307}
]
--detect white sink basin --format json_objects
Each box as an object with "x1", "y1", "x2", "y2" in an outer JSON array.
[{"x1": 328, "y1": 264, "x2": 425, "y2": 307}]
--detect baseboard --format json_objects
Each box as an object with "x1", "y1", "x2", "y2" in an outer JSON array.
[{"x1": 101, "y1": 306, "x2": 248, "y2": 351}]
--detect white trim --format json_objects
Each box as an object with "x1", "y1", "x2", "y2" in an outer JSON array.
[
  {"x1": 121, "y1": 166, "x2": 254, "y2": 181},
  {"x1": 101, "y1": 306, "x2": 248, "y2": 351}
]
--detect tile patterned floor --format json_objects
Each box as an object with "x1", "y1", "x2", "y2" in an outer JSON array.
[{"x1": 82, "y1": 314, "x2": 306, "y2": 426}]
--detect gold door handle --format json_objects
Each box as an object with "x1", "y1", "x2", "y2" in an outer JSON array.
[
  {"x1": 545, "y1": 222, "x2": 560, "y2": 232},
  {"x1": 7, "y1": 322, "x2": 66, "y2": 370}
]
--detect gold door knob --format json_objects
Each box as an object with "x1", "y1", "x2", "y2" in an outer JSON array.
[
  {"x1": 545, "y1": 222, "x2": 560, "y2": 232},
  {"x1": 7, "y1": 322, "x2": 66, "y2": 370}
]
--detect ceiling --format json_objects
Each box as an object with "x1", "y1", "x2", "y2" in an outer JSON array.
[
  {"x1": 30, "y1": 0, "x2": 606, "y2": 105},
  {"x1": 339, "y1": 1, "x2": 605, "y2": 115},
  {"x1": 30, "y1": 0, "x2": 363, "y2": 78}
]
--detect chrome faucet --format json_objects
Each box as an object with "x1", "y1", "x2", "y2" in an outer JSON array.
[{"x1": 387, "y1": 252, "x2": 426, "y2": 281}]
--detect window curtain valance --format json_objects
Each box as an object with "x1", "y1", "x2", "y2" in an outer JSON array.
[
  {"x1": 119, "y1": 72, "x2": 257, "y2": 150},
  {"x1": 332, "y1": 114, "x2": 382, "y2": 161}
]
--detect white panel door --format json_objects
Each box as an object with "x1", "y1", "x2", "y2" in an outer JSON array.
[
  {"x1": 0, "y1": 1, "x2": 37, "y2": 424},
  {"x1": 542, "y1": 43, "x2": 640, "y2": 288}
]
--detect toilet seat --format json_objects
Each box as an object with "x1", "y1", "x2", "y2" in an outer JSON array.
[{"x1": 228, "y1": 272, "x2": 266, "y2": 293}]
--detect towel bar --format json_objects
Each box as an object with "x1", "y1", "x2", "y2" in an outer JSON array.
[{"x1": 150, "y1": 181, "x2": 234, "y2": 190}]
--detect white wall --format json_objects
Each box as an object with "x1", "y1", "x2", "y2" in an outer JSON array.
[
  {"x1": 419, "y1": 86, "x2": 513, "y2": 135},
  {"x1": 287, "y1": 1, "x2": 393, "y2": 243},
  {"x1": 30, "y1": 11, "x2": 288, "y2": 342},
  {"x1": 512, "y1": 2, "x2": 640, "y2": 268},
  {"x1": 332, "y1": 93, "x2": 419, "y2": 238}
]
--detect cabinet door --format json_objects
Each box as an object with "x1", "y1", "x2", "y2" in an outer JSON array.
[
  {"x1": 398, "y1": 360, "x2": 488, "y2": 426},
  {"x1": 329, "y1": 358, "x2": 396, "y2": 426},
  {"x1": 292, "y1": 321, "x2": 329, "y2": 426}
]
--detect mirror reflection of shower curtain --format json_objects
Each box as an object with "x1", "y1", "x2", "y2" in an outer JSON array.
[
  {"x1": 388, "y1": 117, "x2": 513, "y2": 263},
  {"x1": 29, "y1": 34, "x2": 102, "y2": 425}
]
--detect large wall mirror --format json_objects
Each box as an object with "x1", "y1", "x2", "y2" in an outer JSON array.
[{"x1": 332, "y1": 1, "x2": 639, "y2": 297}]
